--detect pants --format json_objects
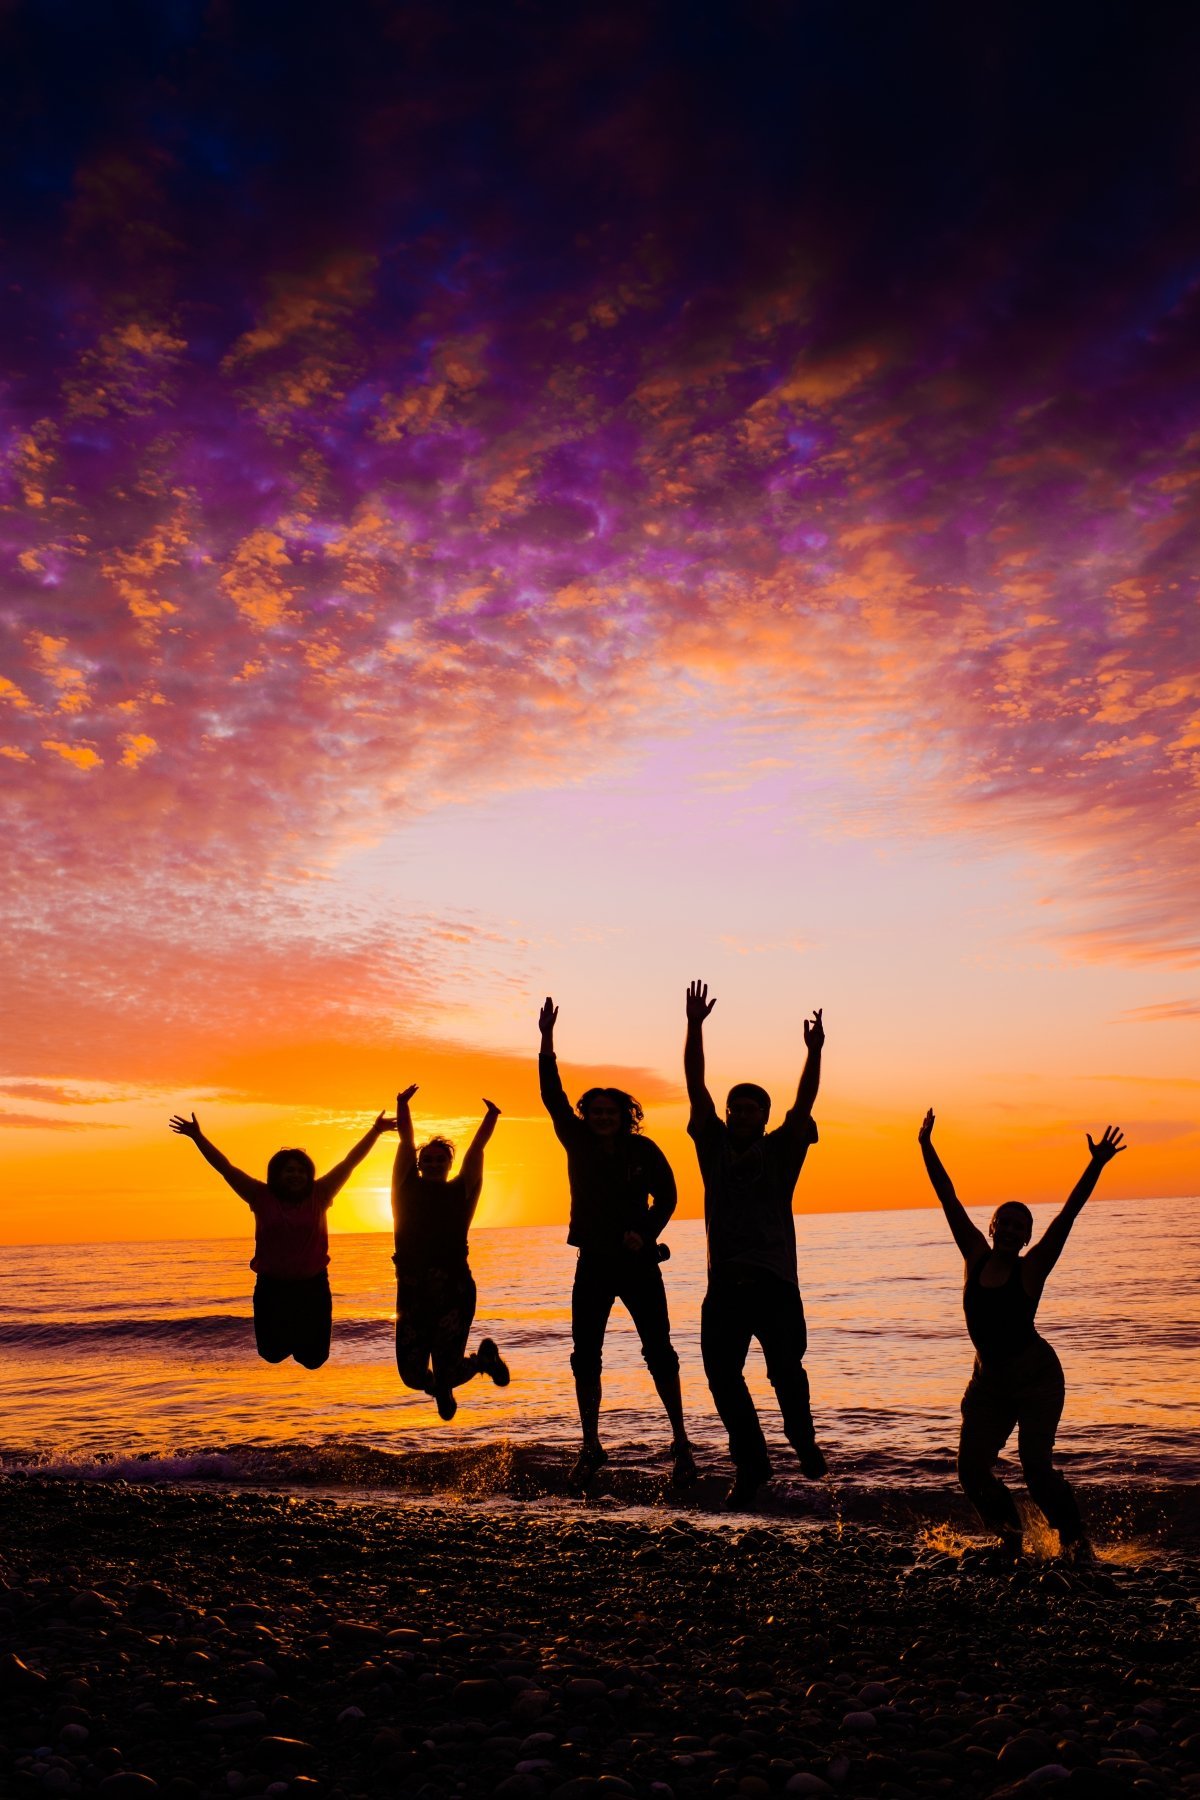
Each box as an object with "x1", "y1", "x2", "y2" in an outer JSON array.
[
  {"x1": 701, "y1": 1263, "x2": 817, "y2": 1478},
  {"x1": 958, "y1": 1334, "x2": 1085, "y2": 1542},
  {"x1": 570, "y1": 1250, "x2": 680, "y2": 1385},
  {"x1": 253, "y1": 1273, "x2": 332, "y2": 1368},
  {"x1": 395, "y1": 1267, "x2": 478, "y2": 1393}
]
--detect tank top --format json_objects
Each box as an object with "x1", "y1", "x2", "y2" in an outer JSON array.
[{"x1": 963, "y1": 1257, "x2": 1038, "y2": 1366}]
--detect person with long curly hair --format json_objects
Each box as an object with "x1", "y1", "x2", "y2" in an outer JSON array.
[{"x1": 538, "y1": 997, "x2": 695, "y2": 1491}]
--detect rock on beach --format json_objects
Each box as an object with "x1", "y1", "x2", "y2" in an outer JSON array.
[{"x1": 0, "y1": 1480, "x2": 1198, "y2": 1798}]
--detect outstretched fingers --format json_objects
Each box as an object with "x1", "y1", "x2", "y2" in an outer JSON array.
[
  {"x1": 918, "y1": 1108, "x2": 935, "y2": 1145},
  {"x1": 1088, "y1": 1124, "x2": 1126, "y2": 1162},
  {"x1": 168, "y1": 1112, "x2": 199, "y2": 1138},
  {"x1": 686, "y1": 978, "x2": 716, "y2": 1020},
  {"x1": 538, "y1": 996, "x2": 559, "y2": 1032}
]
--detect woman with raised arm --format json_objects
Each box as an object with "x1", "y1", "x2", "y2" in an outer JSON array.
[
  {"x1": 168, "y1": 1109, "x2": 393, "y2": 1368},
  {"x1": 391, "y1": 1085, "x2": 510, "y2": 1421},
  {"x1": 539, "y1": 996, "x2": 696, "y2": 1492},
  {"x1": 918, "y1": 1109, "x2": 1126, "y2": 1563}
]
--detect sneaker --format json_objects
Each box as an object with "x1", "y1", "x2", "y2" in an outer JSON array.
[
  {"x1": 724, "y1": 1469, "x2": 768, "y2": 1512},
  {"x1": 476, "y1": 1337, "x2": 510, "y2": 1388},
  {"x1": 670, "y1": 1440, "x2": 699, "y2": 1486},
  {"x1": 568, "y1": 1443, "x2": 608, "y2": 1492},
  {"x1": 797, "y1": 1442, "x2": 828, "y2": 1480},
  {"x1": 434, "y1": 1384, "x2": 457, "y2": 1422}
]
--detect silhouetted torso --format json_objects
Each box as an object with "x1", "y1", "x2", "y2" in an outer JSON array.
[
  {"x1": 393, "y1": 1169, "x2": 480, "y2": 1275},
  {"x1": 964, "y1": 1257, "x2": 1039, "y2": 1367},
  {"x1": 246, "y1": 1182, "x2": 336, "y2": 1278},
  {"x1": 689, "y1": 1113, "x2": 817, "y2": 1286},
  {"x1": 539, "y1": 1054, "x2": 674, "y2": 1255}
]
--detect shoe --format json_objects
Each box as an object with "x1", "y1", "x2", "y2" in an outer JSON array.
[
  {"x1": 670, "y1": 1440, "x2": 698, "y2": 1486},
  {"x1": 724, "y1": 1470, "x2": 768, "y2": 1511},
  {"x1": 568, "y1": 1444, "x2": 608, "y2": 1492},
  {"x1": 476, "y1": 1337, "x2": 510, "y2": 1387},
  {"x1": 1059, "y1": 1536, "x2": 1096, "y2": 1567},
  {"x1": 434, "y1": 1384, "x2": 457, "y2": 1421},
  {"x1": 797, "y1": 1442, "x2": 828, "y2": 1480}
]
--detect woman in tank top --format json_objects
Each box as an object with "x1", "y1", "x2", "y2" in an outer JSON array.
[{"x1": 918, "y1": 1109, "x2": 1125, "y2": 1563}]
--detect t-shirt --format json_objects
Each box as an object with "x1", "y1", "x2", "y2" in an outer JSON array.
[
  {"x1": 539, "y1": 1054, "x2": 676, "y2": 1256},
  {"x1": 688, "y1": 1105, "x2": 818, "y2": 1287},
  {"x1": 392, "y1": 1168, "x2": 481, "y2": 1275},
  {"x1": 245, "y1": 1178, "x2": 337, "y2": 1280}
]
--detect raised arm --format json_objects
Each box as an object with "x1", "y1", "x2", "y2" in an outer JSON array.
[
  {"x1": 168, "y1": 1112, "x2": 263, "y2": 1206},
  {"x1": 684, "y1": 980, "x2": 717, "y2": 1121},
  {"x1": 1024, "y1": 1125, "x2": 1125, "y2": 1284},
  {"x1": 319, "y1": 1111, "x2": 394, "y2": 1203},
  {"x1": 785, "y1": 1007, "x2": 824, "y2": 1128},
  {"x1": 918, "y1": 1110, "x2": 988, "y2": 1267},
  {"x1": 538, "y1": 996, "x2": 577, "y2": 1142},
  {"x1": 460, "y1": 1099, "x2": 501, "y2": 1193},
  {"x1": 391, "y1": 1084, "x2": 418, "y2": 1200}
]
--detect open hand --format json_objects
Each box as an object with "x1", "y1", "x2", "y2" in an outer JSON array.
[
  {"x1": 686, "y1": 980, "x2": 716, "y2": 1023},
  {"x1": 538, "y1": 997, "x2": 559, "y2": 1034},
  {"x1": 374, "y1": 1112, "x2": 397, "y2": 1134},
  {"x1": 918, "y1": 1108, "x2": 935, "y2": 1147},
  {"x1": 1087, "y1": 1124, "x2": 1125, "y2": 1166},
  {"x1": 168, "y1": 1112, "x2": 201, "y2": 1141},
  {"x1": 803, "y1": 1007, "x2": 825, "y2": 1051}
]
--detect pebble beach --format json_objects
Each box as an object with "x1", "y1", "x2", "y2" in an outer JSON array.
[{"x1": 3, "y1": 1479, "x2": 1199, "y2": 1800}]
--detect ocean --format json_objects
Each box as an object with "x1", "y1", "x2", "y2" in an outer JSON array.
[{"x1": 1, "y1": 1195, "x2": 1195, "y2": 1506}]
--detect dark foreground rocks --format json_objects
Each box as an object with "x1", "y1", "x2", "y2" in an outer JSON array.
[{"x1": 0, "y1": 1480, "x2": 1198, "y2": 1800}]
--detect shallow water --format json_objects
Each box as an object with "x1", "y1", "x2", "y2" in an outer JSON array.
[{"x1": 1, "y1": 1195, "x2": 1195, "y2": 1495}]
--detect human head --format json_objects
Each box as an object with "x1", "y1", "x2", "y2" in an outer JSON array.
[
  {"x1": 417, "y1": 1137, "x2": 455, "y2": 1181},
  {"x1": 726, "y1": 1083, "x2": 771, "y2": 1141},
  {"x1": 989, "y1": 1201, "x2": 1033, "y2": 1253},
  {"x1": 576, "y1": 1087, "x2": 643, "y2": 1138},
  {"x1": 266, "y1": 1148, "x2": 316, "y2": 1200}
]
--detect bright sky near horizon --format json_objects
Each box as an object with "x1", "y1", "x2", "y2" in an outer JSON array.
[{"x1": 2, "y1": 4, "x2": 1198, "y2": 1244}]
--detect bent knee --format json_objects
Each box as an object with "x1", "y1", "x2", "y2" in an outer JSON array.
[
  {"x1": 642, "y1": 1341, "x2": 679, "y2": 1379},
  {"x1": 294, "y1": 1350, "x2": 329, "y2": 1370}
]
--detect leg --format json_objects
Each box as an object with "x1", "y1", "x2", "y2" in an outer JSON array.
[
  {"x1": 394, "y1": 1283, "x2": 435, "y2": 1394},
  {"x1": 252, "y1": 1279, "x2": 294, "y2": 1365},
  {"x1": 431, "y1": 1273, "x2": 482, "y2": 1404},
  {"x1": 1016, "y1": 1343, "x2": 1086, "y2": 1547},
  {"x1": 701, "y1": 1270, "x2": 770, "y2": 1486},
  {"x1": 618, "y1": 1259, "x2": 694, "y2": 1478},
  {"x1": 290, "y1": 1276, "x2": 333, "y2": 1370},
  {"x1": 958, "y1": 1367, "x2": 1023, "y2": 1544},
  {"x1": 571, "y1": 1255, "x2": 616, "y2": 1451},
  {"x1": 756, "y1": 1276, "x2": 825, "y2": 1477}
]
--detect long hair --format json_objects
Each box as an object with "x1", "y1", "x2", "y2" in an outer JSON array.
[
  {"x1": 575, "y1": 1087, "x2": 644, "y2": 1134},
  {"x1": 266, "y1": 1147, "x2": 316, "y2": 1195}
]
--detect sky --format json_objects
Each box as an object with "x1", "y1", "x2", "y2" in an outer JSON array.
[{"x1": 2, "y1": 1, "x2": 1198, "y2": 1244}]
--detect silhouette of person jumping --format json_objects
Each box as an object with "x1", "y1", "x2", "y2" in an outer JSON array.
[
  {"x1": 391, "y1": 1085, "x2": 510, "y2": 1421},
  {"x1": 538, "y1": 997, "x2": 696, "y2": 1491},
  {"x1": 685, "y1": 980, "x2": 828, "y2": 1509},
  {"x1": 168, "y1": 1109, "x2": 393, "y2": 1368},
  {"x1": 918, "y1": 1109, "x2": 1126, "y2": 1562}
]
